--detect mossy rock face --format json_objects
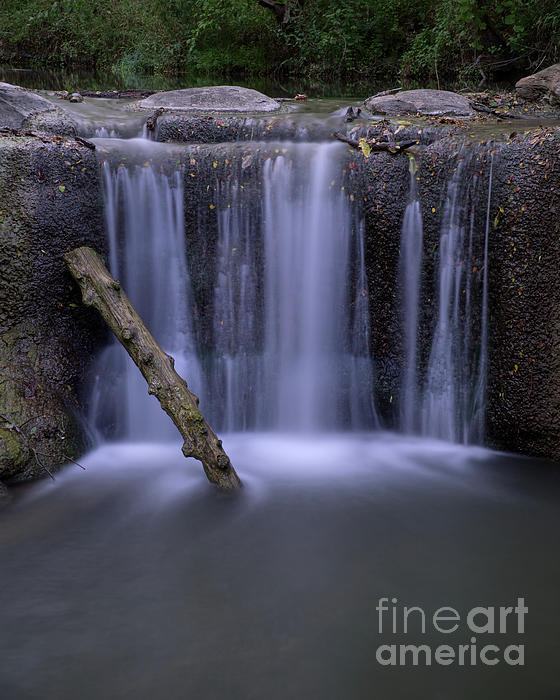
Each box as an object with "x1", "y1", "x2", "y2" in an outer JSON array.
[{"x1": 0, "y1": 134, "x2": 106, "y2": 481}]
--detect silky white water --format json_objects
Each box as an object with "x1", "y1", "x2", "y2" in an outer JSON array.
[
  {"x1": 398, "y1": 157, "x2": 424, "y2": 433},
  {"x1": 89, "y1": 158, "x2": 202, "y2": 439},
  {"x1": 91, "y1": 140, "x2": 376, "y2": 437}
]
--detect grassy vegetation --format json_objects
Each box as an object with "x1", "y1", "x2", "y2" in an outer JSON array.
[{"x1": 0, "y1": 0, "x2": 558, "y2": 90}]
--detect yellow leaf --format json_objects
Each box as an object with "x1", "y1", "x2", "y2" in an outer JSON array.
[{"x1": 358, "y1": 138, "x2": 371, "y2": 158}]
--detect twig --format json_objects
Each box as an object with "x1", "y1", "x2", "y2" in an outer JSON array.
[
  {"x1": 35, "y1": 450, "x2": 86, "y2": 471},
  {"x1": 75, "y1": 136, "x2": 96, "y2": 150},
  {"x1": 470, "y1": 102, "x2": 522, "y2": 120},
  {"x1": 367, "y1": 87, "x2": 402, "y2": 101},
  {"x1": 146, "y1": 108, "x2": 165, "y2": 131},
  {"x1": 333, "y1": 131, "x2": 418, "y2": 154}
]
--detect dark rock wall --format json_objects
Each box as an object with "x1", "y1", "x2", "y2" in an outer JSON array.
[
  {"x1": 0, "y1": 135, "x2": 106, "y2": 482},
  {"x1": 359, "y1": 129, "x2": 560, "y2": 458},
  {"x1": 487, "y1": 132, "x2": 560, "y2": 456},
  {"x1": 1, "y1": 125, "x2": 559, "y2": 487}
]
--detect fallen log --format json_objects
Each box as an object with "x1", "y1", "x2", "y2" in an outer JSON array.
[
  {"x1": 333, "y1": 131, "x2": 418, "y2": 154},
  {"x1": 64, "y1": 246, "x2": 241, "y2": 489}
]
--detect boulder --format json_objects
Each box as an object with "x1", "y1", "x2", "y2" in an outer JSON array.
[
  {"x1": 136, "y1": 86, "x2": 281, "y2": 113},
  {"x1": 364, "y1": 89, "x2": 474, "y2": 117},
  {"x1": 0, "y1": 82, "x2": 56, "y2": 129},
  {"x1": 0, "y1": 82, "x2": 79, "y2": 134},
  {"x1": 515, "y1": 63, "x2": 560, "y2": 104}
]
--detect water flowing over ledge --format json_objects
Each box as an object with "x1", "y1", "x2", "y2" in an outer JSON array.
[{"x1": 90, "y1": 139, "x2": 376, "y2": 437}]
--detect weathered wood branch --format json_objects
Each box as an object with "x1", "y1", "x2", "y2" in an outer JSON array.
[
  {"x1": 257, "y1": 0, "x2": 288, "y2": 22},
  {"x1": 64, "y1": 246, "x2": 241, "y2": 489},
  {"x1": 146, "y1": 108, "x2": 165, "y2": 131},
  {"x1": 333, "y1": 132, "x2": 419, "y2": 154},
  {"x1": 257, "y1": 0, "x2": 302, "y2": 23},
  {"x1": 366, "y1": 87, "x2": 402, "y2": 100},
  {"x1": 75, "y1": 136, "x2": 96, "y2": 150},
  {"x1": 469, "y1": 102, "x2": 522, "y2": 120},
  {"x1": 78, "y1": 89, "x2": 157, "y2": 99}
]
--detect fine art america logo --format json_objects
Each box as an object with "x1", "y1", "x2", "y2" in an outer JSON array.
[{"x1": 375, "y1": 597, "x2": 527, "y2": 667}]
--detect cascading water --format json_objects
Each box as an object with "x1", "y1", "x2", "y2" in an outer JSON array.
[
  {"x1": 90, "y1": 140, "x2": 376, "y2": 439},
  {"x1": 208, "y1": 142, "x2": 376, "y2": 431},
  {"x1": 420, "y1": 155, "x2": 492, "y2": 443},
  {"x1": 89, "y1": 130, "x2": 494, "y2": 448},
  {"x1": 261, "y1": 142, "x2": 375, "y2": 431},
  {"x1": 89, "y1": 155, "x2": 202, "y2": 440},
  {"x1": 398, "y1": 156, "x2": 424, "y2": 433},
  {"x1": 210, "y1": 173, "x2": 264, "y2": 432},
  {"x1": 470, "y1": 154, "x2": 493, "y2": 444}
]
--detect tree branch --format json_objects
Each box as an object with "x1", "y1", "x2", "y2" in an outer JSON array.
[{"x1": 64, "y1": 246, "x2": 241, "y2": 490}]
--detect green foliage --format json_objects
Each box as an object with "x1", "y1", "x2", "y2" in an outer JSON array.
[
  {"x1": 401, "y1": 0, "x2": 560, "y2": 86},
  {"x1": 0, "y1": 0, "x2": 558, "y2": 88}
]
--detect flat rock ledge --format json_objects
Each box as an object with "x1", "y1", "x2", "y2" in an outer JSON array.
[
  {"x1": 135, "y1": 86, "x2": 281, "y2": 113},
  {"x1": 364, "y1": 89, "x2": 474, "y2": 117}
]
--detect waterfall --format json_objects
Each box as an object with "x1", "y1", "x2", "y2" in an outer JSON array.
[
  {"x1": 89, "y1": 160, "x2": 202, "y2": 440},
  {"x1": 470, "y1": 155, "x2": 493, "y2": 443},
  {"x1": 399, "y1": 156, "x2": 424, "y2": 433},
  {"x1": 420, "y1": 155, "x2": 491, "y2": 443},
  {"x1": 261, "y1": 142, "x2": 375, "y2": 430},
  {"x1": 208, "y1": 142, "x2": 376, "y2": 431},
  {"x1": 91, "y1": 141, "x2": 376, "y2": 439},
  {"x1": 209, "y1": 175, "x2": 264, "y2": 431}
]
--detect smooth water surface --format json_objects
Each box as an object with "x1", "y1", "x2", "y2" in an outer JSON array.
[{"x1": 1, "y1": 434, "x2": 559, "y2": 700}]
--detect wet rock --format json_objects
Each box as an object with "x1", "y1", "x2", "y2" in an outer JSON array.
[
  {"x1": 155, "y1": 114, "x2": 332, "y2": 143},
  {"x1": 364, "y1": 89, "x2": 474, "y2": 117},
  {"x1": 0, "y1": 134, "x2": 106, "y2": 481},
  {"x1": 0, "y1": 82, "x2": 56, "y2": 129},
  {"x1": 69, "y1": 92, "x2": 83, "y2": 103},
  {"x1": 136, "y1": 86, "x2": 281, "y2": 113},
  {"x1": 486, "y1": 129, "x2": 560, "y2": 458},
  {"x1": 358, "y1": 127, "x2": 560, "y2": 459},
  {"x1": 515, "y1": 63, "x2": 560, "y2": 105},
  {"x1": 0, "y1": 82, "x2": 79, "y2": 135}
]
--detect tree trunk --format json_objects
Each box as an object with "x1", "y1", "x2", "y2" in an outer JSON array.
[{"x1": 64, "y1": 246, "x2": 241, "y2": 489}]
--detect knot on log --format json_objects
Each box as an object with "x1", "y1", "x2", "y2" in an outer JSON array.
[
  {"x1": 217, "y1": 454, "x2": 230, "y2": 470},
  {"x1": 142, "y1": 351, "x2": 154, "y2": 365},
  {"x1": 122, "y1": 328, "x2": 134, "y2": 341}
]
